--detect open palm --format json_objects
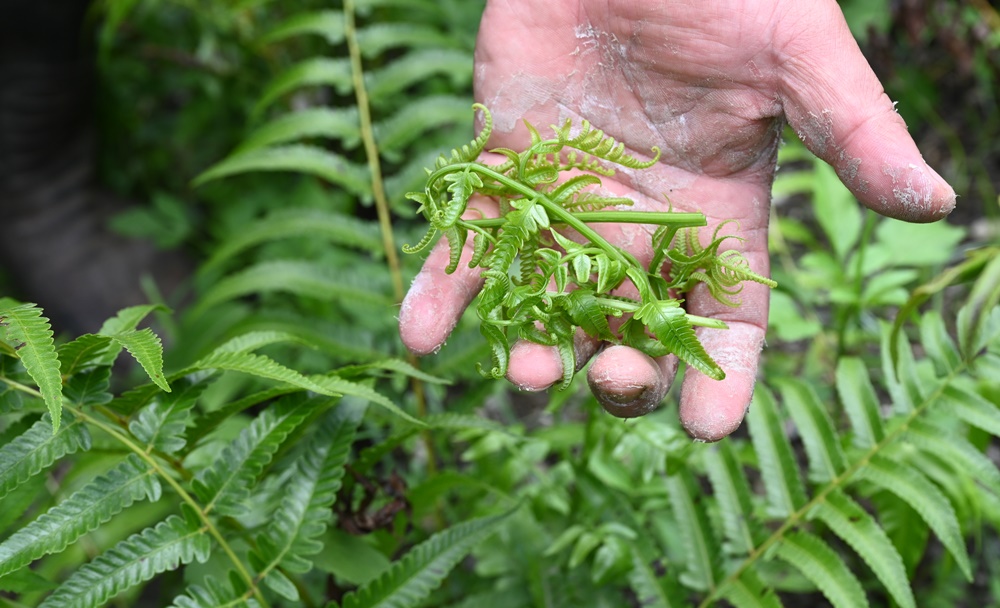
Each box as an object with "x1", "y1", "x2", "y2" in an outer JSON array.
[{"x1": 400, "y1": 0, "x2": 955, "y2": 440}]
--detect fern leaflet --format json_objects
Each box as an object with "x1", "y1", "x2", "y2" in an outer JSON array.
[
  {"x1": 0, "y1": 417, "x2": 90, "y2": 499},
  {"x1": 0, "y1": 303, "x2": 63, "y2": 430}
]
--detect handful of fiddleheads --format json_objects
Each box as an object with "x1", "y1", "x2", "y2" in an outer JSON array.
[{"x1": 405, "y1": 105, "x2": 775, "y2": 392}]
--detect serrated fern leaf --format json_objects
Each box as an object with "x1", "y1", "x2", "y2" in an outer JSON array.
[
  {"x1": 37, "y1": 514, "x2": 210, "y2": 608},
  {"x1": 366, "y1": 49, "x2": 472, "y2": 106},
  {"x1": 110, "y1": 328, "x2": 170, "y2": 392},
  {"x1": 202, "y1": 209, "x2": 381, "y2": 275},
  {"x1": 633, "y1": 300, "x2": 723, "y2": 380},
  {"x1": 196, "y1": 260, "x2": 390, "y2": 312},
  {"x1": 0, "y1": 417, "x2": 90, "y2": 499},
  {"x1": 857, "y1": 456, "x2": 971, "y2": 580},
  {"x1": 551, "y1": 117, "x2": 660, "y2": 169},
  {"x1": 627, "y1": 545, "x2": 684, "y2": 608},
  {"x1": 194, "y1": 146, "x2": 370, "y2": 198},
  {"x1": 252, "y1": 58, "x2": 353, "y2": 116},
  {"x1": 903, "y1": 418, "x2": 1000, "y2": 496},
  {"x1": 776, "y1": 379, "x2": 844, "y2": 483},
  {"x1": 169, "y1": 575, "x2": 256, "y2": 608},
  {"x1": 435, "y1": 103, "x2": 492, "y2": 169},
  {"x1": 941, "y1": 382, "x2": 1000, "y2": 436},
  {"x1": 236, "y1": 108, "x2": 361, "y2": 153},
  {"x1": 774, "y1": 531, "x2": 868, "y2": 608},
  {"x1": 666, "y1": 470, "x2": 721, "y2": 592},
  {"x1": 356, "y1": 23, "x2": 456, "y2": 58},
  {"x1": 0, "y1": 303, "x2": 63, "y2": 430},
  {"x1": 98, "y1": 304, "x2": 164, "y2": 336},
  {"x1": 720, "y1": 571, "x2": 783, "y2": 608},
  {"x1": 702, "y1": 441, "x2": 757, "y2": 555},
  {"x1": 129, "y1": 377, "x2": 210, "y2": 454},
  {"x1": 309, "y1": 375, "x2": 420, "y2": 425},
  {"x1": 340, "y1": 508, "x2": 517, "y2": 608},
  {"x1": 0, "y1": 455, "x2": 159, "y2": 578},
  {"x1": 260, "y1": 10, "x2": 344, "y2": 45},
  {"x1": 746, "y1": 387, "x2": 807, "y2": 516},
  {"x1": 810, "y1": 491, "x2": 914, "y2": 608},
  {"x1": 835, "y1": 357, "x2": 884, "y2": 449},
  {"x1": 57, "y1": 334, "x2": 113, "y2": 376},
  {"x1": 192, "y1": 397, "x2": 315, "y2": 516},
  {"x1": 255, "y1": 403, "x2": 364, "y2": 597}
]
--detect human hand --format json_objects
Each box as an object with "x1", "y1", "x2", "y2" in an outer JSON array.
[{"x1": 398, "y1": 0, "x2": 955, "y2": 441}]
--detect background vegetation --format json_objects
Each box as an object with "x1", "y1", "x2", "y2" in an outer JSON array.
[{"x1": 1, "y1": 1, "x2": 999, "y2": 607}]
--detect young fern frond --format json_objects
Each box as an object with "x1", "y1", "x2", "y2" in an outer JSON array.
[
  {"x1": 551, "y1": 117, "x2": 661, "y2": 169},
  {"x1": 434, "y1": 103, "x2": 493, "y2": 170},
  {"x1": 0, "y1": 303, "x2": 63, "y2": 430}
]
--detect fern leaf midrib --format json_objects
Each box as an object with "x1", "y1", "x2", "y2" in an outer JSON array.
[{"x1": 697, "y1": 362, "x2": 967, "y2": 608}]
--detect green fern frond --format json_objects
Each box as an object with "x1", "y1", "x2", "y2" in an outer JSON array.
[
  {"x1": 374, "y1": 95, "x2": 472, "y2": 161},
  {"x1": 955, "y1": 251, "x2": 1000, "y2": 362},
  {"x1": 918, "y1": 310, "x2": 962, "y2": 373},
  {"x1": 627, "y1": 545, "x2": 684, "y2": 608},
  {"x1": 236, "y1": 108, "x2": 361, "y2": 153},
  {"x1": 356, "y1": 23, "x2": 457, "y2": 58},
  {"x1": 720, "y1": 571, "x2": 783, "y2": 608},
  {"x1": 702, "y1": 441, "x2": 757, "y2": 556},
  {"x1": 0, "y1": 303, "x2": 63, "y2": 430},
  {"x1": 0, "y1": 417, "x2": 90, "y2": 500},
  {"x1": 63, "y1": 367, "x2": 113, "y2": 408},
  {"x1": 252, "y1": 58, "x2": 353, "y2": 116},
  {"x1": 169, "y1": 575, "x2": 256, "y2": 608},
  {"x1": 186, "y1": 386, "x2": 298, "y2": 447},
  {"x1": 834, "y1": 357, "x2": 885, "y2": 449},
  {"x1": 339, "y1": 507, "x2": 517, "y2": 608},
  {"x1": 745, "y1": 387, "x2": 807, "y2": 517},
  {"x1": 260, "y1": 10, "x2": 344, "y2": 45},
  {"x1": 193, "y1": 145, "x2": 371, "y2": 198},
  {"x1": 129, "y1": 377, "x2": 210, "y2": 454},
  {"x1": 335, "y1": 358, "x2": 450, "y2": 385},
  {"x1": 941, "y1": 382, "x2": 1000, "y2": 436},
  {"x1": 37, "y1": 513, "x2": 210, "y2": 608},
  {"x1": 667, "y1": 470, "x2": 721, "y2": 592},
  {"x1": 630, "y1": 300, "x2": 723, "y2": 380},
  {"x1": 0, "y1": 455, "x2": 159, "y2": 578},
  {"x1": 309, "y1": 375, "x2": 421, "y2": 425},
  {"x1": 435, "y1": 103, "x2": 493, "y2": 169},
  {"x1": 901, "y1": 418, "x2": 1000, "y2": 496},
  {"x1": 551, "y1": 117, "x2": 660, "y2": 169},
  {"x1": 254, "y1": 403, "x2": 364, "y2": 598},
  {"x1": 810, "y1": 491, "x2": 914, "y2": 608},
  {"x1": 110, "y1": 328, "x2": 170, "y2": 392},
  {"x1": 774, "y1": 531, "x2": 868, "y2": 608},
  {"x1": 192, "y1": 396, "x2": 317, "y2": 516},
  {"x1": 856, "y1": 456, "x2": 972, "y2": 580},
  {"x1": 195, "y1": 259, "x2": 391, "y2": 313},
  {"x1": 366, "y1": 49, "x2": 473, "y2": 106},
  {"x1": 57, "y1": 335, "x2": 113, "y2": 377},
  {"x1": 775, "y1": 379, "x2": 845, "y2": 483},
  {"x1": 191, "y1": 351, "x2": 341, "y2": 400},
  {"x1": 201, "y1": 208, "x2": 382, "y2": 275}
]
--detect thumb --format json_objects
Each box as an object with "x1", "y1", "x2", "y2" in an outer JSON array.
[{"x1": 777, "y1": 0, "x2": 955, "y2": 222}]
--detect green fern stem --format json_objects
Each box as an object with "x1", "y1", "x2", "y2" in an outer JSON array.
[
  {"x1": 698, "y1": 363, "x2": 967, "y2": 608},
  {"x1": 463, "y1": 211, "x2": 706, "y2": 230},
  {"x1": 64, "y1": 404, "x2": 270, "y2": 608}
]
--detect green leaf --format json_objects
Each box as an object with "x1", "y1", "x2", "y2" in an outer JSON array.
[
  {"x1": 340, "y1": 508, "x2": 517, "y2": 608},
  {"x1": 775, "y1": 531, "x2": 868, "y2": 608},
  {"x1": 98, "y1": 304, "x2": 164, "y2": 337},
  {"x1": 746, "y1": 386, "x2": 807, "y2": 516},
  {"x1": 110, "y1": 328, "x2": 170, "y2": 392},
  {"x1": 366, "y1": 49, "x2": 473, "y2": 106},
  {"x1": 776, "y1": 379, "x2": 845, "y2": 483},
  {"x1": 811, "y1": 158, "x2": 861, "y2": 261},
  {"x1": 835, "y1": 357, "x2": 884, "y2": 449},
  {"x1": 237, "y1": 108, "x2": 361, "y2": 153},
  {"x1": 129, "y1": 377, "x2": 210, "y2": 454},
  {"x1": 666, "y1": 470, "x2": 720, "y2": 592},
  {"x1": 37, "y1": 513, "x2": 210, "y2": 608},
  {"x1": 255, "y1": 403, "x2": 365, "y2": 597},
  {"x1": 192, "y1": 396, "x2": 316, "y2": 516},
  {"x1": 334, "y1": 359, "x2": 450, "y2": 385},
  {"x1": 903, "y1": 419, "x2": 1000, "y2": 496},
  {"x1": 196, "y1": 260, "x2": 390, "y2": 312},
  {"x1": 168, "y1": 576, "x2": 254, "y2": 608},
  {"x1": 57, "y1": 335, "x2": 113, "y2": 376},
  {"x1": 192, "y1": 353, "x2": 339, "y2": 397},
  {"x1": 919, "y1": 310, "x2": 961, "y2": 374},
  {"x1": 956, "y1": 252, "x2": 1000, "y2": 362},
  {"x1": 856, "y1": 456, "x2": 971, "y2": 581},
  {"x1": 874, "y1": 219, "x2": 965, "y2": 267},
  {"x1": 561, "y1": 290, "x2": 614, "y2": 341},
  {"x1": 252, "y1": 58, "x2": 352, "y2": 116},
  {"x1": 356, "y1": 23, "x2": 457, "y2": 58},
  {"x1": 0, "y1": 455, "x2": 159, "y2": 578},
  {"x1": 260, "y1": 10, "x2": 344, "y2": 44},
  {"x1": 811, "y1": 492, "x2": 913, "y2": 608},
  {"x1": 702, "y1": 441, "x2": 757, "y2": 555},
  {"x1": 941, "y1": 382, "x2": 1000, "y2": 437},
  {"x1": 627, "y1": 545, "x2": 685, "y2": 608},
  {"x1": 632, "y1": 300, "x2": 723, "y2": 380},
  {"x1": 309, "y1": 375, "x2": 421, "y2": 425},
  {"x1": 202, "y1": 209, "x2": 381, "y2": 275},
  {"x1": 0, "y1": 304, "x2": 63, "y2": 431},
  {"x1": 0, "y1": 417, "x2": 90, "y2": 500},
  {"x1": 720, "y1": 571, "x2": 783, "y2": 608},
  {"x1": 63, "y1": 367, "x2": 113, "y2": 408},
  {"x1": 194, "y1": 146, "x2": 370, "y2": 198}
]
